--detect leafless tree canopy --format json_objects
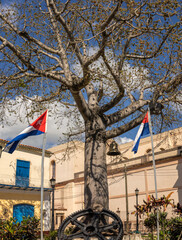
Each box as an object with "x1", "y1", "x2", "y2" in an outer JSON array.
[{"x1": 0, "y1": 0, "x2": 181, "y2": 135}]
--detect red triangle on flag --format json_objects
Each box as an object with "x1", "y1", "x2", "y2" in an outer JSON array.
[{"x1": 30, "y1": 110, "x2": 48, "y2": 133}]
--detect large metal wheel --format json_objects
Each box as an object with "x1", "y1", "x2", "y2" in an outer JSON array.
[{"x1": 58, "y1": 208, "x2": 123, "y2": 240}]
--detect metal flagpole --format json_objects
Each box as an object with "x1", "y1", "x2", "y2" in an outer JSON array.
[
  {"x1": 40, "y1": 110, "x2": 48, "y2": 240},
  {"x1": 41, "y1": 132, "x2": 47, "y2": 240},
  {"x1": 148, "y1": 107, "x2": 159, "y2": 240}
]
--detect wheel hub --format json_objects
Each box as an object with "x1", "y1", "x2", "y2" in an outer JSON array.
[{"x1": 84, "y1": 225, "x2": 96, "y2": 236}]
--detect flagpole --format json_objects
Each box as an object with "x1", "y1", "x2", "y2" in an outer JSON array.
[
  {"x1": 148, "y1": 107, "x2": 159, "y2": 240},
  {"x1": 40, "y1": 132, "x2": 47, "y2": 240}
]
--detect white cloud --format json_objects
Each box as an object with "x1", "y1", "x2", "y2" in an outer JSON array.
[
  {"x1": 115, "y1": 136, "x2": 132, "y2": 145},
  {"x1": 0, "y1": 2, "x2": 18, "y2": 26}
]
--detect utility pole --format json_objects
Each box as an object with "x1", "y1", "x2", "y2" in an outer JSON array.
[
  {"x1": 124, "y1": 164, "x2": 129, "y2": 232},
  {"x1": 135, "y1": 188, "x2": 139, "y2": 233}
]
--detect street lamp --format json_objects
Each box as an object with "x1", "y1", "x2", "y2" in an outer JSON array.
[
  {"x1": 135, "y1": 188, "x2": 139, "y2": 233},
  {"x1": 50, "y1": 177, "x2": 56, "y2": 235}
]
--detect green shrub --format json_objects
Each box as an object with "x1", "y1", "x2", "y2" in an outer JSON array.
[
  {"x1": 0, "y1": 217, "x2": 19, "y2": 240},
  {"x1": 144, "y1": 213, "x2": 182, "y2": 240},
  {"x1": 17, "y1": 216, "x2": 40, "y2": 239},
  {"x1": 0, "y1": 216, "x2": 40, "y2": 240},
  {"x1": 168, "y1": 217, "x2": 182, "y2": 240},
  {"x1": 44, "y1": 230, "x2": 58, "y2": 240}
]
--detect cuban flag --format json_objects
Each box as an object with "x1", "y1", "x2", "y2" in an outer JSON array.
[
  {"x1": 3, "y1": 110, "x2": 48, "y2": 154},
  {"x1": 132, "y1": 112, "x2": 150, "y2": 154}
]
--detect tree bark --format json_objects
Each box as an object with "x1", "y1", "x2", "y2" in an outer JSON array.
[{"x1": 84, "y1": 115, "x2": 108, "y2": 211}]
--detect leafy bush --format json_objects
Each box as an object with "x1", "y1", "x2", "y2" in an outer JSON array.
[
  {"x1": 0, "y1": 217, "x2": 19, "y2": 240},
  {"x1": 0, "y1": 216, "x2": 40, "y2": 240},
  {"x1": 44, "y1": 230, "x2": 58, "y2": 240},
  {"x1": 144, "y1": 213, "x2": 182, "y2": 240},
  {"x1": 17, "y1": 216, "x2": 40, "y2": 239},
  {"x1": 168, "y1": 217, "x2": 182, "y2": 240},
  {"x1": 133, "y1": 193, "x2": 182, "y2": 240},
  {"x1": 144, "y1": 212, "x2": 168, "y2": 239}
]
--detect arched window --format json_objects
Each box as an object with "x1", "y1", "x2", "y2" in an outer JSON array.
[
  {"x1": 51, "y1": 160, "x2": 56, "y2": 178},
  {"x1": 13, "y1": 204, "x2": 34, "y2": 223}
]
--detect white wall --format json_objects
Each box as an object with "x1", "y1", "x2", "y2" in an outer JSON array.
[{"x1": 0, "y1": 147, "x2": 50, "y2": 188}]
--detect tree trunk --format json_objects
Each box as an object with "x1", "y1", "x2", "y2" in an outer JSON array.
[{"x1": 84, "y1": 116, "x2": 108, "y2": 211}]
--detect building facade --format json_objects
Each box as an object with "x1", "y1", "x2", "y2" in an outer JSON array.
[
  {"x1": 0, "y1": 139, "x2": 52, "y2": 231},
  {"x1": 49, "y1": 127, "x2": 182, "y2": 232}
]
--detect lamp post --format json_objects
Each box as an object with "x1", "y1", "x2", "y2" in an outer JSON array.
[
  {"x1": 0, "y1": 146, "x2": 2, "y2": 158},
  {"x1": 124, "y1": 164, "x2": 129, "y2": 233},
  {"x1": 50, "y1": 177, "x2": 56, "y2": 236},
  {"x1": 135, "y1": 188, "x2": 139, "y2": 233}
]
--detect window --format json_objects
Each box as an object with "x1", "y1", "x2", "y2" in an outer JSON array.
[
  {"x1": 16, "y1": 160, "x2": 30, "y2": 187},
  {"x1": 51, "y1": 161, "x2": 56, "y2": 178},
  {"x1": 56, "y1": 213, "x2": 64, "y2": 225},
  {"x1": 13, "y1": 204, "x2": 34, "y2": 223}
]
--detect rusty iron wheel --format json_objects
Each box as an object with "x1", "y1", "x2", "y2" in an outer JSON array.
[{"x1": 58, "y1": 208, "x2": 123, "y2": 240}]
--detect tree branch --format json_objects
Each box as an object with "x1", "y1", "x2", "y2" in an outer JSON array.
[
  {"x1": 46, "y1": 0, "x2": 73, "y2": 84},
  {"x1": 100, "y1": 92, "x2": 124, "y2": 113},
  {"x1": 105, "y1": 112, "x2": 146, "y2": 139},
  {"x1": 102, "y1": 52, "x2": 125, "y2": 93},
  {"x1": 125, "y1": 25, "x2": 176, "y2": 59},
  {"x1": 82, "y1": 1, "x2": 123, "y2": 68},
  {"x1": 106, "y1": 99, "x2": 148, "y2": 126},
  {"x1": 0, "y1": 36, "x2": 68, "y2": 85},
  {"x1": 0, "y1": 40, "x2": 8, "y2": 50},
  {"x1": 101, "y1": 0, "x2": 123, "y2": 31},
  {"x1": 0, "y1": 11, "x2": 59, "y2": 55},
  {"x1": 71, "y1": 90, "x2": 91, "y2": 121},
  {"x1": 48, "y1": 0, "x2": 84, "y2": 66}
]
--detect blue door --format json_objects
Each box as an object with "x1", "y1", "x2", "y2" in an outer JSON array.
[
  {"x1": 13, "y1": 204, "x2": 34, "y2": 223},
  {"x1": 16, "y1": 160, "x2": 30, "y2": 187}
]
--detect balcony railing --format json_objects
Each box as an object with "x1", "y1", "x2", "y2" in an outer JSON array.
[{"x1": 16, "y1": 176, "x2": 29, "y2": 188}]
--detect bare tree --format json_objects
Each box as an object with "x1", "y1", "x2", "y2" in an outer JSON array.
[{"x1": 0, "y1": 0, "x2": 181, "y2": 211}]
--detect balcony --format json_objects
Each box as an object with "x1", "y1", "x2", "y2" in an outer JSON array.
[{"x1": 16, "y1": 176, "x2": 29, "y2": 188}]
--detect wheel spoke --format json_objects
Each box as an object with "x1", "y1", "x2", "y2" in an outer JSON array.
[
  {"x1": 63, "y1": 231, "x2": 85, "y2": 239},
  {"x1": 91, "y1": 213, "x2": 99, "y2": 226},
  {"x1": 95, "y1": 232, "x2": 107, "y2": 240},
  {"x1": 99, "y1": 222, "x2": 118, "y2": 232},
  {"x1": 70, "y1": 216, "x2": 85, "y2": 229},
  {"x1": 83, "y1": 236, "x2": 90, "y2": 240}
]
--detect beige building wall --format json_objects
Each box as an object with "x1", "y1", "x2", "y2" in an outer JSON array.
[
  {"x1": 0, "y1": 192, "x2": 41, "y2": 220},
  {"x1": 1, "y1": 145, "x2": 50, "y2": 188},
  {"x1": 49, "y1": 127, "x2": 182, "y2": 231},
  {"x1": 0, "y1": 139, "x2": 51, "y2": 231}
]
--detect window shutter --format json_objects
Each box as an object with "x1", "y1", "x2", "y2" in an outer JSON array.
[{"x1": 16, "y1": 160, "x2": 30, "y2": 187}]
